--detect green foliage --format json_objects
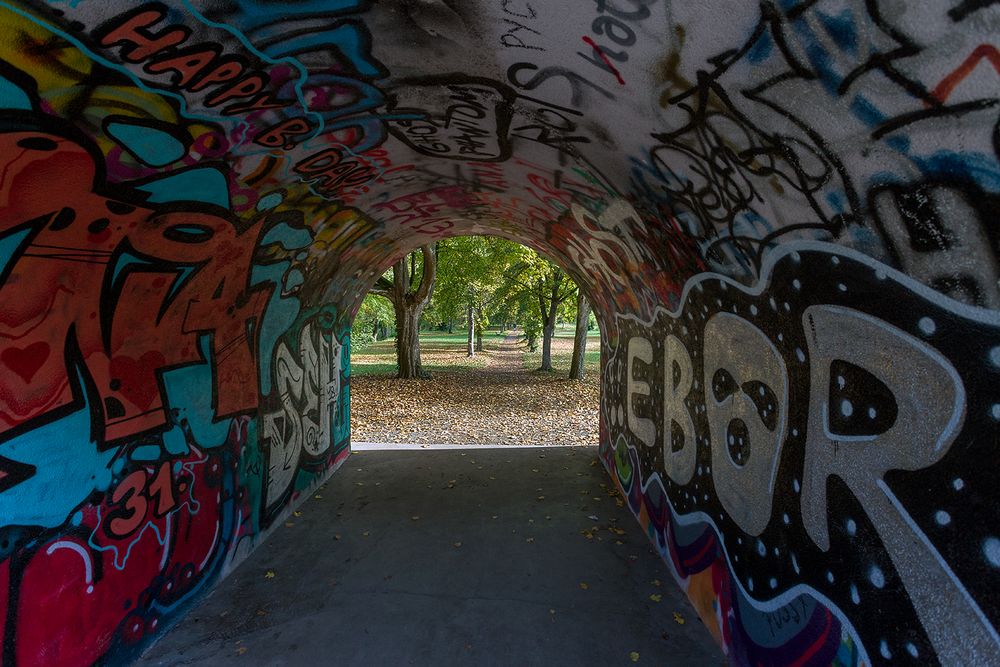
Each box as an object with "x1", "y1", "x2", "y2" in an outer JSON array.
[
  {"x1": 360, "y1": 235, "x2": 586, "y2": 348},
  {"x1": 428, "y1": 236, "x2": 522, "y2": 328},
  {"x1": 493, "y1": 245, "x2": 577, "y2": 330},
  {"x1": 353, "y1": 293, "x2": 394, "y2": 350}
]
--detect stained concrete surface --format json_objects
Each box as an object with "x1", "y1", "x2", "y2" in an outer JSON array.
[{"x1": 140, "y1": 445, "x2": 721, "y2": 666}]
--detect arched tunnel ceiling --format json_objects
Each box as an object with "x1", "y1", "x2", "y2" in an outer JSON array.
[
  {"x1": 14, "y1": 0, "x2": 995, "y2": 321},
  {"x1": 1, "y1": 1, "x2": 1000, "y2": 665}
]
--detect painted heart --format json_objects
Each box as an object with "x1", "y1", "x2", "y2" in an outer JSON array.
[
  {"x1": 1, "y1": 342, "x2": 51, "y2": 384},
  {"x1": 109, "y1": 351, "x2": 167, "y2": 412}
]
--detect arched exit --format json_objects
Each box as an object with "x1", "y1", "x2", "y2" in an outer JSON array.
[{"x1": 350, "y1": 235, "x2": 602, "y2": 447}]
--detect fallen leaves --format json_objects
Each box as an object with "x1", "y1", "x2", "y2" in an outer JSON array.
[
  {"x1": 579, "y1": 582, "x2": 589, "y2": 590},
  {"x1": 649, "y1": 594, "x2": 662, "y2": 603},
  {"x1": 673, "y1": 611, "x2": 686, "y2": 625},
  {"x1": 350, "y1": 336, "x2": 600, "y2": 446},
  {"x1": 630, "y1": 651, "x2": 640, "y2": 662},
  {"x1": 264, "y1": 570, "x2": 275, "y2": 579}
]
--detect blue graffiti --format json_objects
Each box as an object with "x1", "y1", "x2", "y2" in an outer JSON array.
[{"x1": 106, "y1": 121, "x2": 187, "y2": 167}]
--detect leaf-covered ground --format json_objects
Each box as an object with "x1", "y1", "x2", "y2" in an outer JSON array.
[{"x1": 351, "y1": 329, "x2": 600, "y2": 446}]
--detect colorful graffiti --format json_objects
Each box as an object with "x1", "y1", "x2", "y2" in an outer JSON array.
[
  {"x1": 0, "y1": 0, "x2": 996, "y2": 665},
  {"x1": 603, "y1": 243, "x2": 1000, "y2": 665},
  {"x1": 0, "y1": 10, "x2": 352, "y2": 661}
]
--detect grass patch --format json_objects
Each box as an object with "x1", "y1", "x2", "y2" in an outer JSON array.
[
  {"x1": 522, "y1": 346, "x2": 601, "y2": 374},
  {"x1": 352, "y1": 329, "x2": 506, "y2": 376},
  {"x1": 351, "y1": 326, "x2": 600, "y2": 377},
  {"x1": 521, "y1": 325, "x2": 601, "y2": 375}
]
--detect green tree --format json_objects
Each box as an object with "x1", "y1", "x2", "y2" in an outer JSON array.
[
  {"x1": 568, "y1": 291, "x2": 591, "y2": 380},
  {"x1": 370, "y1": 245, "x2": 437, "y2": 378},
  {"x1": 497, "y1": 248, "x2": 576, "y2": 371},
  {"x1": 354, "y1": 292, "x2": 395, "y2": 350},
  {"x1": 432, "y1": 236, "x2": 518, "y2": 357}
]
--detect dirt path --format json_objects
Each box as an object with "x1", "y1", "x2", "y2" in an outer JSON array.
[
  {"x1": 350, "y1": 334, "x2": 599, "y2": 446},
  {"x1": 484, "y1": 333, "x2": 529, "y2": 373}
]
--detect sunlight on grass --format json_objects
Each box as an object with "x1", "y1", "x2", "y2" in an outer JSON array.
[
  {"x1": 352, "y1": 326, "x2": 600, "y2": 378},
  {"x1": 353, "y1": 330, "x2": 504, "y2": 376}
]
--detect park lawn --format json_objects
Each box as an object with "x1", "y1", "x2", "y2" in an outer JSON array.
[
  {"x1": 351, "y1": 326, "x2": 600, "y2": 377},
  {"x1": 351, "y1": 324, "x2": 601, "y2": 446},
  {"x1": 521, "y1": 324, "x2": 601, "y2": 375},
  {"x1": 352, "y1": 329, "x2": 507, "y2": 376}
]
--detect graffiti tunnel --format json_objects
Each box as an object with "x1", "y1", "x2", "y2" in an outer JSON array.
[{"x1": 0, "y1": 0, "x2": 999, "y2": 665}]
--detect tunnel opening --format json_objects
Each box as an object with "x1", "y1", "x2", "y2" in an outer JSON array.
[{"x1": 348, "y1": 234, "x2": 604, "y2": 449}]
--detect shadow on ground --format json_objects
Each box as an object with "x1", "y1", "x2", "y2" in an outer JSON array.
[{"x1": 140, "y1": 445, "x2": 721, "y2": 666}]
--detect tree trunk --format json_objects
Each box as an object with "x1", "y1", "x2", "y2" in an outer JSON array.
[
  {"x1": 466, "y1": 305, "x2": 475, "y2": 357},
  {"x1": 540, "y1": 322, "x2": 554, "y2": 371},
  {"x1": 371, "y1": 245, "x2": 437, "y2": 379},
  {"x1": 394, "y1": 302, "x2": 422, "y2": 378},
  {"x1": 475, "y1": 307, "x2": 483, "y2": 351},
  {"x1": 569, "y1": 292, "x2": 590, "y2": 380},
  {"x1": 538, "y1": 278, "x2": 560, "y2": 372}
]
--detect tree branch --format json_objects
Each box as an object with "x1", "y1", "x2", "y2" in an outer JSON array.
[
  {"x1": 392, "y1": 256, "x2": 408, "y2": 301},
  {"x1": 413, "y1": 244, "x2": 437, "y2": 306},
  {"x1": 409, "y1": 251, "x2": 419, "y2": 294},
  {"x1": 556, "y1": 284, "x2": 577, "y2": 304},
  {"x1": 371, "y1": 276, "x2": 396, "y2": 303}
]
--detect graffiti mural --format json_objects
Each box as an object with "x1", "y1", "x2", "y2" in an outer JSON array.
[
  {"x1": 0, "y1": 0, "x2": 996, "y2": 664},
  {"x1": 604, "y1": 242, "x2": 1000, "y2": 664},
  {"x1": 0, "y1": 10, "x2": 352, "y2": 661}
]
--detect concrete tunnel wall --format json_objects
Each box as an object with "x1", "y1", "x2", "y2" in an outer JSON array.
[{"x1": 0, "y1": 0, "x2": 997, "y2": 664}]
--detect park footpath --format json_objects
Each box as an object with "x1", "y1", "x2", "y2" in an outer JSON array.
[{"x1": 139, "y1": 445, "x2": 720, "y2": 666}]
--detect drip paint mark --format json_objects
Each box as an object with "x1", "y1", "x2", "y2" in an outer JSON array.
[{"x1": 581, "y1": 36, "x2": 625, "y2": 86}]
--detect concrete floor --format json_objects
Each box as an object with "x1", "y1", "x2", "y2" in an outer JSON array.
[{"x1": 140, "y1": 445, "x2": 721, "y2": 666}]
